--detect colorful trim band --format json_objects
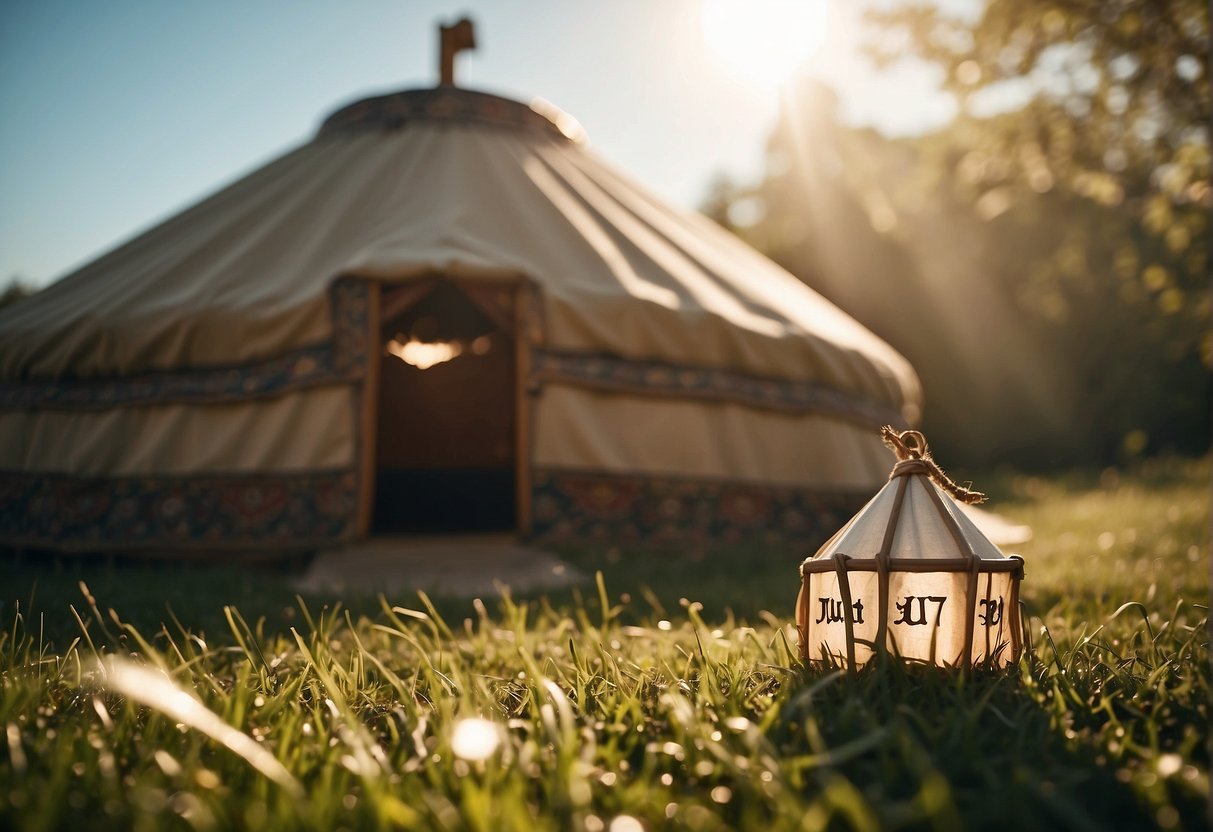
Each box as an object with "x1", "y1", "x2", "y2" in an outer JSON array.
[
  {"x1": 531, "y1": 350, "x2": 903, "y2": 428},
  {"x1": 0, "y1": 280, "x2": 371, "y2": 411},
  {"x1": 530, "y1": 467, "x2": 869, "y2": 547},
  {"x1": 0, "y1": 469, "x2": 359, "y2": 552}
]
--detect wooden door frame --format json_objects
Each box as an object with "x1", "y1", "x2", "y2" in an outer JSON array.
[
  {"x1": 356, "y1": 280, "x2": 381, "y2": 537},
  {"x1": 513, "y1": 280, "x2": 533, "y2": 538},
  {"x1": 356, "y1": 277, "x2": 534, "y2": 539}
]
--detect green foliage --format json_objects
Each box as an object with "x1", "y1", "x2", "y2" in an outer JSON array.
[
  {"x1": 1, "y1": 459, "x2": 1209, "y2": 830},
  {"x1": 871, "y1": 0, "x2": 1210, "y2": 463},
  {"x1": 712, "y1": 1, "x2": 1209, "y2": 466}
]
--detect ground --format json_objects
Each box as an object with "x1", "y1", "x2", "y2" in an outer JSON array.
[{"x1": 0, "y1": 457, "x2": 1208, "y2": 830}]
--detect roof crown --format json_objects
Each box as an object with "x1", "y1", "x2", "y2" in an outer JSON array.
[{"x1": 318, "y1": 87, "x2": 580, "y2": 142}]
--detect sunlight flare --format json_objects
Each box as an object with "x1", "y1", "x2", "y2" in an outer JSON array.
[
  {"x1": 97, "y1": 656, "x2": 303, "y2": 798},
  {"x1": 701, "y1": 0, "x2": 830, "y2": 89},
  {"x1": 450, "y1": 717, "x2": 500, "y2": 761},
  {"x1": 386, "y1": 337, "x2": 463, "y2": 370}
]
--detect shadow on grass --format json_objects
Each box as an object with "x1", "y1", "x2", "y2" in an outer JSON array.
[
  {"x1": 0, "y1": 540, "x2": 809, "y2": 647},
  {"x1": 773, "y1": 656, "x2": 1195, "y2": 831}
]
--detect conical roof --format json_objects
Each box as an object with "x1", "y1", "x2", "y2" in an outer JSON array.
[
  {"x1": 0, "y1": 86, "x2": 919, "y2": 423},
  {"x1": 807, "y1": 429, "x2": 1014, "y2": 565}
]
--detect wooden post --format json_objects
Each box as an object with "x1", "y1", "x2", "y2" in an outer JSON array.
[
  {"x1": 875, "y1": 474, "x2": 909, "y2": 661},
  {"x1": 356, "y1": 280, "x2": 381, "y2": 538},
  {"x1": 514, "y1": 281, "x2": 533, "y2": 538},
  {"x1": 832, "y1": 553, "x2": 857, "y2": 671}
]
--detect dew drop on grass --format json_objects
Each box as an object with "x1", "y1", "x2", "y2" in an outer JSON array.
[
  {"x1": 195, "y1": 769, "x2": 220, "y2": 790},
  {"x1": 609, "y1": 816, "x2": 644, "y2": 832},
  {"x1": 660, "y1": 773, "x2": 673, "y2": 786},
  {"x1": 1156, "y1": 754, "x2": 1182, "y2": 777},
  {"x1": 657, "y1": 620, "x2": 672, "y2": 631},
  {"x1": 451, "y1": 718, "x2": 499, "y2": 762},
  {"x1": 710, "y1": 786, "x2": 732, "y2": 804},
  {"x1": 153, "y1": 750, "x2": 181, "y2": 777},
  {"x1": 1156, "y1": 806, "x2": 1180, "y2": 829}
]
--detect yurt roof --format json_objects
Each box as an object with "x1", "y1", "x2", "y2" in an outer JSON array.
[{"x1": 0, "y1": 84, "x2": 919, "y2": 420}]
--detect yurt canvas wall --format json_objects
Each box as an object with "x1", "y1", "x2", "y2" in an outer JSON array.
[{"x1": 0, "y1": 87, "x2": 920, "y2": 553}]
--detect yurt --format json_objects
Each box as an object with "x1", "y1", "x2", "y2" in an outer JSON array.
[{"x1": 0, "y1": 45, "x2": 920, "y2": 554}]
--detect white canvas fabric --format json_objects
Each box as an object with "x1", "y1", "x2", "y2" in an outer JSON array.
[
  {"x1": 0, "y1": 387, "x2": 354, "y2": 475},
  {"x1": 804, "y1": 569, "x2": 1015, "y2": 666},
  {"x1": 534, "y1": 385, "x2": 893, "y2": 488}
]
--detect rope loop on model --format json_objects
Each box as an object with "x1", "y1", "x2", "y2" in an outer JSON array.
[{"x1": 880, "y1": 426, "x2": 987, "y2": 505}]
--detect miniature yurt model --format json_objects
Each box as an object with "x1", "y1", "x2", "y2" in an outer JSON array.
[
  {"x1": 797, "y1": 428, "x2": 1024, "y2": 668},
  {"x1": 0, "y1": 25, "x2": 921, "y2": 554}
]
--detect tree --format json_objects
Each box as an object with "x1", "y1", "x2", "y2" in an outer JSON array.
[
  {"x1": 865, "y1": 0, "x2": 1210, "y2": 460},
  {"x1": 729, "y1": 81, "x2": 1082, "y2": 466},
  {"x1": 705, "y1": 3, "x2": 1209, "y2": 466}
]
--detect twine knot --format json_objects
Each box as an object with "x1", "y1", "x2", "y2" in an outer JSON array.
[{"x1": 880, "y1": 426, "x2": 986, "y2": 505}]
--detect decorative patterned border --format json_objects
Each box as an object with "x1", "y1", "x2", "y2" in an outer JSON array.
[
  {"x1": 318, "y1": 88, "x2": 572, "y2": 142},
  {"x1": 530, "y1": 468, "x2": 869, "y2": 547},
  {"x1": 0, "y1": 280, "x2": 370, "y2": 410},
  {"x1": 531, "y1": 350, "x2": 904, "y2": 428},
  {"x1": 0, "y1": 469, "x2": 359, "y2": 551},
  {"x1": 0, "y1": 279, "x2": 371, "y2": 552}
]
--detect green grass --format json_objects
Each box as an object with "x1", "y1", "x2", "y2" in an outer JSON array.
[{"x1": 1, "y1": 458, "x2": 1208, "y2": 830}]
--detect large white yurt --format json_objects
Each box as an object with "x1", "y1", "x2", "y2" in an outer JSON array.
[{"x1": 0, "y1": 68, "x2": 920, "y2": 553}]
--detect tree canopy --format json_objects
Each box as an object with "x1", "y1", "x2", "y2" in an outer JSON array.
[{"x1": 707, "y1": 0, "x2": 1209, "y2": 467}]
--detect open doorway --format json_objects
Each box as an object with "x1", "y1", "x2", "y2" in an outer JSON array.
[{"x1": 372, "y1": 280, "x2": 517, "y2": 534}]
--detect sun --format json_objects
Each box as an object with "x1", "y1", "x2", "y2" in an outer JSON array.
[{"x1": 701, "y1": 0, "x2": 830, "y2": 89}]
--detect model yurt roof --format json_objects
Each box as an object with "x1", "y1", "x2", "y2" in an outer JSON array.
[{"x1": 807, "y1": 429, "x2": 1014, "y2": 566}]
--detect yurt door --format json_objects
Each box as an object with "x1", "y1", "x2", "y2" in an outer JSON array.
[{"x1": 372, "y1": 280, "x2": 519, "y2": 534}]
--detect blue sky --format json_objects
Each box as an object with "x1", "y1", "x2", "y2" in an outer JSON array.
[{"x1": 0, "y1": 0, "x2": 963, "y2": 288}]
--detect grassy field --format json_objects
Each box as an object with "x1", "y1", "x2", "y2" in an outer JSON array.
[{"x1": 1, "y1": 458, "x2": 1208, "y2": 830}]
